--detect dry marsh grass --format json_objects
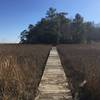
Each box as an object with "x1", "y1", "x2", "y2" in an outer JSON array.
[
  {"x1": 57, "y1": 44, "x2": 100, "y2": 100},
  {"x1": 0, "y1": 44, "x2": 51, "y2": 100}
]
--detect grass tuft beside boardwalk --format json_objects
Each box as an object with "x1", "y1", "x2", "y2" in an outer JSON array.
[
  {"x1": 57, "y1": 44, "x2": 100, "y2": 100},
  {"x1": 0, "y1": 44, "x2": 51, "y2": 100}
]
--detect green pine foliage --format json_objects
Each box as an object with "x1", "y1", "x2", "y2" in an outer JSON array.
[{"x1": 20, "y1": 8, "x2": 100, "y2": 44}]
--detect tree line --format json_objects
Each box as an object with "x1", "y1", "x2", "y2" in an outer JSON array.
[{"x1": 20, "y1": 8, "x2": 100, "y2": 44}]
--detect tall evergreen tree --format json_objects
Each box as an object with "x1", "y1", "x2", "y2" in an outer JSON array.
[{"x1": 72, "y1": 13, "x2": 85, "y2": 43}]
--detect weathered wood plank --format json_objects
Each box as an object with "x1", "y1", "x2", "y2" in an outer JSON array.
[{"x1": 35, "y1": 47, "x2": 73, "y2": 100}]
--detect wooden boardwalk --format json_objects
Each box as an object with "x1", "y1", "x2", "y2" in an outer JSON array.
[{"x1": 35, "y1": 47, "x2": 73, "y2": 100}]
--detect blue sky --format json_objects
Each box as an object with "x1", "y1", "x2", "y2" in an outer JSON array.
[{"x1": 0, "y1": 0, "x2": 100, "y2": 43}]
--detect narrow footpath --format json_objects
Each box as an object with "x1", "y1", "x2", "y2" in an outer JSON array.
[{"x1": 35, "y1": 47, "x2": 73, "y2": 100}]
